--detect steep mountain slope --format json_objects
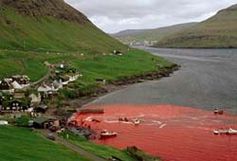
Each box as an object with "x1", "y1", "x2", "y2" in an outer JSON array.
[
  {"x1": 0, "y1": 0, "x2": 126, "y2": 53},
  {"x1": 113, "y1": 23, "x2": 197, "y2": 45},
  {"x1": 0, "y1": 0, "x2": 173, "y2": 95},
  {"x1": 156, "y1": 4, "x2": 237, "y2": 48}
]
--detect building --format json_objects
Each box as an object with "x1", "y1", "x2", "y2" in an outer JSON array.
[
  {"x1": 29, "y1": 93, "x2": 41, "y2": 106},
  {"x1": 12, "y1": 75, "x2": 30, "y2": 85},
  {"x1": 33, "y1": 117, "x2": 59, "y2": 129},
  {"x1": 34, "y1": 104, "x2": 48, "y2": 113},
  {"x1": 0, "y1": 80, "x2": 11, "y2": 90}
]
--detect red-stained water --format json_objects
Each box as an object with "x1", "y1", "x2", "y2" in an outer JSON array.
[{"x1": 72, "y1": 105, "x2": 237, "y2": 161}]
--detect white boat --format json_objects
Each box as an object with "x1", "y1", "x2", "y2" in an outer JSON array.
[
  {"x1": 227, "y1": 128, "x2": 237, "y2": 135},
  {"x1": 213, "y1": 128, "x2": 237, "y2": 135},
  {"x1": 100, "y1": 130, "x2": 118, "y2": 139}
]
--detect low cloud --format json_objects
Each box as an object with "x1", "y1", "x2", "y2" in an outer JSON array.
[{"x1": 65, "y1": 0, "x2": 237, "y2": 33}]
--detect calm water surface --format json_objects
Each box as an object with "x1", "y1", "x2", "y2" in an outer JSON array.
[{"x1": 91, "y1": 48, "x2": 237, "y2": 113}]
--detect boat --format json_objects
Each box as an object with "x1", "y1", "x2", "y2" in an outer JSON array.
[
  {"x1": 132, "y1": 119, "x2": 141, "y2": 125},
  {"x1": 227, "y1": 128, "x2": 237, "y2": 135},
  {"x1": 213, "y1": 128, "x2": 237, "y2": 135},
  {"x1": 118, "y1": 117, "x2": 129, "y2": 122},
  {"x1": 213, "y1": 129, "x2": 228, "y2": 135},
  {"x1": 100, "y1": 130, "x2": 117, "y2": 139},
  {"x1": 214, "y1": 108, "x2": 224, "y2": 115}
]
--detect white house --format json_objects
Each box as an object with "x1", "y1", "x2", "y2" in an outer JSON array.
[
  {"x1": 29, "y1": 93, "x2": 41, "y2": 105},
  {"x1": 0, "y1": 120, "x2": 8, "y2": 125}
]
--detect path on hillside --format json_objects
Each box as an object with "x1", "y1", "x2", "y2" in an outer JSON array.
[
  {"x1": 39, "y1": 130, "x2": 107, "y2": 161},
  {"x1": 30, "y1": 65, "x2": 51, "y2": 87}
]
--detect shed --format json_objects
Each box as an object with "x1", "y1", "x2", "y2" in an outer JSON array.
[{"x1": 33, "y1": 117, "x2": 57, "y2": 129}]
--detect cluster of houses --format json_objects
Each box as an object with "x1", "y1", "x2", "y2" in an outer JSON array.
[
  {"x1": 37, "y1": 64, "x2": 82, "y2": 95},
  {"x1": 0, "y1": 91, "x2": 45, "y2": 114},
  {"x1": 129, "y1": 40, "x2": 158, "y2": 47},
  {"x1": 0, "y1": 75, "x2": 35, "y2": 113},
  {"x1": 0, "y1": 75, "x2": 30, "y2": 93},
  {"x1": 0, "y1": 64, "x2": 81, "y2": 115}
]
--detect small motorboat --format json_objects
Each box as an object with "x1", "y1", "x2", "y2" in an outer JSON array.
[
  {"x1": 213, "y1": 129, "x2": 228, "y2": 135},
  {"x1": 100, "y1": 130, "x2": 118, "y2": 139},
  {"x1": 213, "y1": 128, "x2": 237, "y2": 135},
  {"x1": 214, "y1": 108, "x2": 224, "y2": 115},
  {"x1": 227, "y1": 128, "x2": 237, "y2": 135},
  {"x1": 132, "y1": 119, "x2": 141, "y2": 125}
]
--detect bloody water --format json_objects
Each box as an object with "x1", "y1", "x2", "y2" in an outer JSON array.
[{"x1": 73, "y1": 105, "x2": 237, "y2": 161}]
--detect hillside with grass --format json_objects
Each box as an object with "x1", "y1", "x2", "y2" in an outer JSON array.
[
  {"x1": 0, "y1": 0, "x2": 126, "y2": 53},
  {"x1": 0, "y1": 0, "x2": 173, "y2": 92},
  {"x1": 114, "y1": 23, "x2": 196, "y2": 45},
  {"x1": 0, "y1": 126, "x2": 90, "y2": 161},
  {"x1": 155, "y1": 4, "x2": 237, "y2": 48}
]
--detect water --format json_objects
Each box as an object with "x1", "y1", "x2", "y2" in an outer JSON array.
[
  {"x1": 74, "y1": 105, "x2": 237, "y2": 161},
  {"x1": 76, "y1": 48, "x2": 237, "y2": 161},
  {"x1": 91, "y1": 48, "x2": 237, "y2": 113}
]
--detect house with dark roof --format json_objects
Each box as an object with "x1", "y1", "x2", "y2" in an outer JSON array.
[
  {"x1": 33, "y1": 117, "x2": 59, "y2": 129},
  {"x1": 0, "y1": 80, "x2": 11, "y2": 90}
]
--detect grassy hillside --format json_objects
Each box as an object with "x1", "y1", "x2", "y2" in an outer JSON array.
[
  {"x1": 0, "y1": 0, "x2": 174, "y2": 96},
  {"x1": 0, "y1": 0, "x2": 126, "y2": 53},
  {"x1": 0, "y1": 126, "x2": 89, "y2": 161},
  {"x1": 0, "y1": 49, "x2": 172, "y2": 90},
  {"x1": 113, "y1": 23, "x2": 197, "y2": 45},
  {"x1": 60, "y1": 131, "x2": 160, "y2": 161},
  {"x1": 60, "y1": 131, "x2": 136, "y2": 161},
  {"x1": 156, "y1": 4, "x2": 237, "y2": 48}
]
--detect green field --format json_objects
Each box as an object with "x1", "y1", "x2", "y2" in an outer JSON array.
[
  {"x1": 0, "y1": 126, "x2": 89, "y2": 161},
  {"x1": 0, "y1": 1, "x2": 172, "y2": 86},
  {"x1": 0, "y1": 48, "x2": 172, "y2": 96}
]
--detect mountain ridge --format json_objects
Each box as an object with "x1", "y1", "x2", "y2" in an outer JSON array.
[
  {"x1": 0, "y1": 0, "x2": 126, "y2": 52},
  {"x1": 113, "y1": 23, "x2": 197, "y2": 45},
  {"x1": 114, "y1": 4, "x2": 237, "y2": 48},
  {"x1": 0, "y1": 0, "x2": 90, "y2": 24},
  {"x1": 155, "y1": 4, "x2": 237, "y2": 48}
]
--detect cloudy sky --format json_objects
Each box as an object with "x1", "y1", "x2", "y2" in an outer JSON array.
[{"x1": 65, "y1": 0, "x2": 237, "y2": 33}]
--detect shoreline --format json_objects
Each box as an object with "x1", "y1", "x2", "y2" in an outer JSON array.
[{"x1": 65, "y1": 64, "x2": 180, "y2": 113}]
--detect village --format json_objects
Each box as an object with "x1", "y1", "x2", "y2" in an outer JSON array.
[
  {"x1": 0, "y1": 62, "x2": 82, "y2": 132},
  {"x1": 0, "y1": 50, "x2": 124, "y2": 134}
]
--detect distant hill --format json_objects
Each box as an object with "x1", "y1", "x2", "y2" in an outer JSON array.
[
  {"x1": 156, "y1": 4, "x2": 237, "y2": 48},
  {"x1": 0, "y1": 0, "x2": 126, "y2": 53},
  {"x1": 113, "y1": 23, "x2": 197, "y2": 46}
]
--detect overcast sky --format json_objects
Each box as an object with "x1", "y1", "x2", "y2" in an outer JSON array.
[{"x1": 65, "y1": 0, "x2": 237, "y2": 33}]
